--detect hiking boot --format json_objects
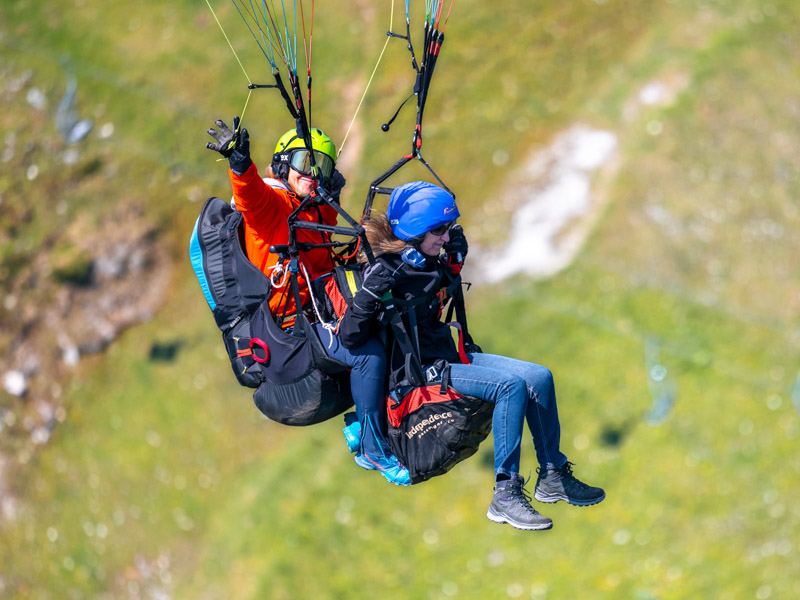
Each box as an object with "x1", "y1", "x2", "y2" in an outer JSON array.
[
  {"x1": 534, "y1": 462, "x2": 605, "y2": 506},
  {"x1": 486, "y1": 474, "x2": 553, "y2": 531},
  {"x1": 355, "y1": 451, "x2": 411, "y2": 486}
]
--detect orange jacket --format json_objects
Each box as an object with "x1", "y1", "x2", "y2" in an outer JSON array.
[{"x1": 229, "y1": 162, "x2": 338, "y2": 325}]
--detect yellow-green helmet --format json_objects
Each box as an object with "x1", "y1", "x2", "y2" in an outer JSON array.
[
  {"x1": 274, "y1": 127, "x2": 336, "y2": 160},
  {"x1": 272, "y1": 127, "x2": 337, "y2": 181}
]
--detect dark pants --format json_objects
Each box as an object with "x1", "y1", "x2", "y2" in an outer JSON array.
[{"x1": 313, "y1": 324, "x2": 390, "y2": 456}]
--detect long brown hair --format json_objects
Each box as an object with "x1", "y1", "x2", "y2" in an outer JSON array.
[{"x1": 360, "y1": 212, "x2": 412, "y2": 260}]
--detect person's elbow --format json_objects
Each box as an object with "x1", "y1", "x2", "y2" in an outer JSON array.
[
  {"x1": 338, "y1": 325, "x2": 369, "y2": 349},
  {"x1": 337, "y1": 312, "x2": 373, "y2": 349}
]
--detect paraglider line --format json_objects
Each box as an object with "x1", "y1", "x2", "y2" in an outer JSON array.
[
  {"x1": 206, "y1": 0, "x2": 254, "y2": 84},
  {"x1": 338, "y1": 0, "x2": 396, "y2": 158}
]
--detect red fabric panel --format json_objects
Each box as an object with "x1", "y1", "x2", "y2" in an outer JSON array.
[
  {"x1": 387, "y1": 385, "x2": 462, "y2": 429},
  {"x1": 324, "y1": 276, "x2": 350, "y2": 319}
]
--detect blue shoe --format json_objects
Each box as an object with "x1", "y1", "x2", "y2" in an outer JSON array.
[
  {"x1": 354, "y1": 451, "x2": 411, "y2": 486},
  {"x1": 342, "y1": 412, "x2": 362, "y2": 453}
]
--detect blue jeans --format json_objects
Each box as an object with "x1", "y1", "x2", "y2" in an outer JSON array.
[
  {"x1": 448, "y1": 353, "x2": 568, "y2": 479},
  {"x1": 313, "y1": 324, "x2": 390, "y2": 457}
]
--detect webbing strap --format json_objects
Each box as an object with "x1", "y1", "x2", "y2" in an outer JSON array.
[
  {"x1": 439, "y1": 362, "x2": 451, "y2": 394},
  {"x1": 382, "y1": 294, "x2": 425, "y2": 387},
  {"x1": 288, "y1": 257, "x2": 305, "y2": 337},
  {"x1": 446, "y1": 273, "x2": 474, "y2": 348},
  {"x1": 446, "y1": 321, "x2": 470, "y2": 365}
]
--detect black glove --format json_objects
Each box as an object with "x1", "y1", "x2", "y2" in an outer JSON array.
[
  {"x1": 352, "y1": 262, "x2": 396, "y2": 313},
  {"x1": 316, "y1": 169, "x2": 346, "y2": 204},
  {"x1": 206, "y1": 116, "x2": 252, "y2": 175},
  {"x1": 464, "y1": 341, "x2": 483, "y2": 354},
  {"x1": 327, "y1": 169, "x2": 346, "y2": 201},
  {"x1": 443, "y1": 224, "x2": 468, "y2": 259}
]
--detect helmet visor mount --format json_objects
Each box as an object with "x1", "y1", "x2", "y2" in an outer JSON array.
[{"x1": 288, "y1": 149, "x2": 335, "y2": 179}]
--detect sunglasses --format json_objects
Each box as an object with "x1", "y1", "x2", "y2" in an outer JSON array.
[
  {"x1": 288, "y1": 149, "x2": 335, "y2": 179},
  {"x1": 428, "y1": 222, "x2": 454, "y2": 236}
]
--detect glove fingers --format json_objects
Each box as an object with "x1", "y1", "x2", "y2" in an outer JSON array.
[
  {"x1": 215, "y1": 119, "x2": 232, "y2": 136},
  {"x1": 443, "y1": 224, "x2": 468, "y2": 257},
  {"x1": 207, "y1": 127, "x2": 225, "y2": 144}
]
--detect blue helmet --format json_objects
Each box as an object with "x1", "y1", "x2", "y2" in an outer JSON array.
[{"x1": 387, "y1": 181, "x2": 460, "y2": 241}]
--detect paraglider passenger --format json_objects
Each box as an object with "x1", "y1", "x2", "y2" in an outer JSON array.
[
  {"x1": 338, "y1": 181, "x2": 605, "y2": 529},
  {"x1": 206, "y1": 118, "x2": 409, "y2": 486}
]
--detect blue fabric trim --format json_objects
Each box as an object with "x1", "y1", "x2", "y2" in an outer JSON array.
[{"x1": 189, "y1": 217, "x2": 216, "y2": 311}]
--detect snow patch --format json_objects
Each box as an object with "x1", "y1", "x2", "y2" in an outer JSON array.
[{"x1": 474, "y1": 125, "x2": 617, "y2": 283}]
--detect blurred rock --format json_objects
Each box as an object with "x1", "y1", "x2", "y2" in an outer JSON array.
[
  {"x1": 25, "y1": 87, "x2": 46, "y2": 110},
  {"x1": 0, "y1": 199, "x2": 172, "y2": 496},
  {"x1": 2, "y1": 371, "x2": 27, "y2": 397}
]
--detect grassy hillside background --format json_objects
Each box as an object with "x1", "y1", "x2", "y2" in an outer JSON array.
[{"x1": 2, "y1": 0, "x2": 799, "y2": 598}]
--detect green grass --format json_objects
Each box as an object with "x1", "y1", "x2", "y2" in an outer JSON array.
[{"x1": 2, "y1": 0, "x2": 800, "y2": 598}]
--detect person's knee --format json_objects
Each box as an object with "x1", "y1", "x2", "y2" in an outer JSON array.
[
  {"x1": 530, "y1": 365, "x2": 554, "y2": 389},
  {"x1": 502, "y1": 375, "x2": 527, "y2": 401},
  {"x1": 353, "y1": 337, "x2": 387, "y2": 371},
  {"x1": 363, "y1": 351, "x2": 386, "y2": 372}
]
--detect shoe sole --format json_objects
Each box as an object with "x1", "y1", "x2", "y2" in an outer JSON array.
[
  {"x1": 533, "y1": 490, "x2": 606, "y2": 506},
  {"x1": 354, "y1": 454, "x2": 411, "y2": 487},
  {"x1": 354, "y1": 454, "x2": 379, "y2": 471},
  {"x1": 486, "y1": 507, "x2": 553, "y2": 531}
]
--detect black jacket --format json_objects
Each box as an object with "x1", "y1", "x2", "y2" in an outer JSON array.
[{"x1": 338, "y1": 253, "x2": 461, "y2": 368}]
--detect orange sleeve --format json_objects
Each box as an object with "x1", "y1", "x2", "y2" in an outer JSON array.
[
  {"x1": 229, "y1": 162, "x2": 293, "y2": 273},
  {"x1": 229, "y1": 162, "x2": 292, "y2": 223}
]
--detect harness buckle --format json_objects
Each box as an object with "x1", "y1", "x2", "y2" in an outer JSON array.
[{"x1": 425, "y1": 365, "x2": 439, "y2": 382}]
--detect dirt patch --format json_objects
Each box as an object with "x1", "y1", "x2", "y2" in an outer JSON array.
[{"x1": 0, "y1": 202, "x2": 172, "y2": 523}]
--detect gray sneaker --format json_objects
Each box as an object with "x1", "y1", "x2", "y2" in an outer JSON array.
[
  {"x1": 487, "y1": 474, "x2": 553, "y2": 531},
  {"x1": 534, "y1": 462, "x2": 605, "y2": 506}
]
